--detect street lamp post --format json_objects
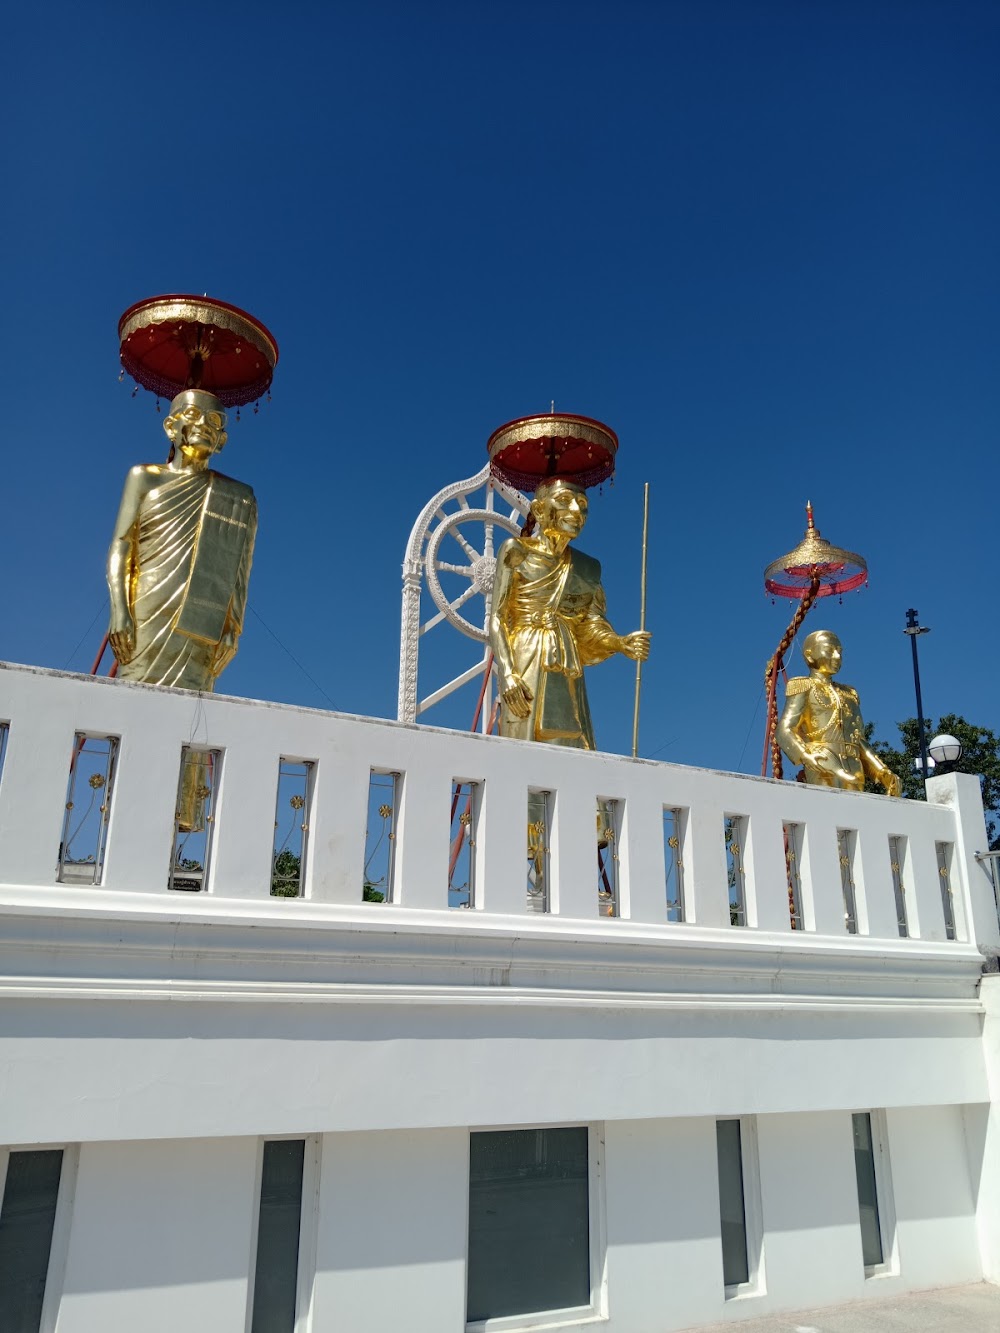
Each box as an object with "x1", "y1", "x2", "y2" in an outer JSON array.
[{"x1": 903, "y1": 608, "x2": 931, "y2": 789}]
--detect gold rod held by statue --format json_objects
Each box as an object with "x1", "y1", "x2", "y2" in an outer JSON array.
[{"x1": 631, "y1": 482, "x2": 650, "y2": 759}]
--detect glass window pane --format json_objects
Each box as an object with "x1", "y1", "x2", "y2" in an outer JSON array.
[
  {"x1": 783, "y1": 822, "x2": 804, "y2": 930},
  {"x1": 936, "y1": 842, "x2": 956, "y2": 940},
  {"x1": 57, "y1": 734, "x2": 119, "y2": 885},
  {"x1": 725, "y1": 817, "x2": 747, "y2": 927},
  {"x1": 716, "y1": 1120, "x2": 749, "y2": 1287},
  {"x1": 363, "y1": 771, "x2": 399, "y2": 903},
  {"x1": 468, "y1": 1128, "x2": 590, "y2": 1322},
  {"x1": 169, "y1": 747, "x2": 221, "y2": 891},
  {"x1": 838, "y1": 829, "x2": 859, "y2": 934},
  {"x1": 0, "y1": 1149, "x2": 64, "y2": 1333},
  {"x1": 449, "y1": 781, "x2": 480, "y2": 909},
  {"x1": 271, "y1": 760, "x2": 315, "y2": 898},
  {"x1": 250, "y1": 1139, "x2": 305, "y2": 1333},
  {"x1": 852, "y1": 1113, "x2": 883, "y2": 1267},
  {"x1": 597, "y1": 799, "x2": 620, "y2": 918},
  {"x1": 889, "y1": 836, "x2": 908, "y2": 938},
  {"x1": 664, "y1": 807, "x2": 686, "y2": 922},
  {"x1": 526, "y1": 792, "x2": 551, "y2": 913}
]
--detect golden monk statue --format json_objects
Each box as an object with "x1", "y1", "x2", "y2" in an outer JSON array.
[
  {"x1": 489, "y1": 478, "x2": 650, "y2": 749},
  {"x1": 777, "y1": 630, "x2": 901, "y2": 795},
  {"x1": 106, "y1": 389, "x2": 257, "y2": 692}
]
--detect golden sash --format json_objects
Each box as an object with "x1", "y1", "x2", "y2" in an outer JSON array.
[{"x1": 174, "y1": 476, "x2": 254, "y2": 645}]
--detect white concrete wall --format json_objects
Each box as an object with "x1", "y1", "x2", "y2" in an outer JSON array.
[
  {"x1": 1, "y1": 662, "x2": 992, "y2": 949},
  {"x1": 0, "y1": 999, "x2": 986, "y2": 1147},
  {"x1": 886, "y1": 1105, "x2": 982, "y2": 1290},
  {"x1": 967, "y1": 973, "x2": 1000, "y2": 1283},
  {"x1": 54, "y1": 1137, "x2": 257, "y2": 1333},
  {"x1": 0, "y1": 664, "x2": 994, "y2": 1328},
  {"x1": 312, "y1": 1128, "x2": 469, "y2": 1333},
  {"x1": 11, "y1": 1110, "x2": 987, "y2": 1333},
  {"x1": 604, "y1": 1117, "x2": 725, "y2": 1332}
]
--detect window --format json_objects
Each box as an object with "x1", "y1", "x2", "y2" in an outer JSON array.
[
  {"x1": 467, "y1": 1127, "x2": 602, "y2": 1328},
  {"x1": 716, "y1": 1119, "x2": 763, "y2": 1297},
  {"x1": 0, "y1": 722, "x2": 9, "y2": 788},
  {"x1": 0, "y1": 1149, "x2": 64, "y2": 1333},
  {"x1": 596, "y1": 799, "x2": 621, "y2": 918},
  {"x1": 526, "y1": 791, "x2": 551, "y2": 914},
  {"x1": 851, "y1": 1111, "x2": 896, "y2": 1275},
  {"x1": 363, "y1": 771, "x2": 400, "y2": 903},
  {"x1": 57, "y1": 733, "x2": 119, "y2": 885},
  {"x1": 936, "y1": 842, "x2": 957, "y2": 941},
  {"x1": 271, "y1": 759, "x2": 315, "y2": 898},
  {"x1": 664, "y1": 808, "x2": 686, "y2": 922},
  {"x1": 888, "y1": 836, "x2": 908, "y2": 938},
  {"x1": 838, "y1": 829, "x2": 859, "y2": 934},
  {"x1": 449, "y1": 780, "x2": 482, "y2": 909},
  {"x1": 249, "y1": 1140, "x2": 307, "y2": 1333},
  {"x1": 724, "y1": 816, "x2": 748, "y2": 927},
  {"x1": 169, "y1": 747, "x2": 221, "y2": 891},
  {"x1": 783, "y1": 822, "x2": 804, "y2": 930}
]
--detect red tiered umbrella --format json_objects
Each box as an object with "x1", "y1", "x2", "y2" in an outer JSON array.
[
  {"x1": 119, "y1": 294, "x2": 279, "y2": 408},
  {"x1": 487, "y1": 412, "x2": 617, "y2": 492}
]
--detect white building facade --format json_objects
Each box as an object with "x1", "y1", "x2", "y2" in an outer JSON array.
[{"x1": 0, "y1": 659, "x2": 998, "y2": 1333}]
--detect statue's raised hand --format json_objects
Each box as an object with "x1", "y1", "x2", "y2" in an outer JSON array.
[
  {"x1": 619, "y1": 631, "x2": 651, "y2": 662},
  {"x1": 108, "y1": 610, "x2": 136, "y2": 664},
  {"x1": 501, "y1": 672, "x2": 533, "y2": 720}
]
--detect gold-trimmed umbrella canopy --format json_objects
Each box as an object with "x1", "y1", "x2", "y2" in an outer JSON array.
[
  {"x1": 764, "y1": 502, "x2": 867, "y2": 599},
  {"x1": 488, "y1": 412, "x2": 618, "y2": 492},
  {"x1": 119, "y1": 294, "x2": 279, "y2": 409}
]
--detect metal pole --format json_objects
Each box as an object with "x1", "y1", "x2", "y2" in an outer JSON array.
[
  {"x1": 631, "y1": 483, "x2": 650, "y2": 759},
  {"x1": 903, "y1": 608, "x2": 931, "y2": 789}
]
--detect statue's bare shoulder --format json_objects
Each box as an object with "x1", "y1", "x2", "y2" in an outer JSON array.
[
  {"x1": 127, "y1": 461, "x2": 169, "y2": 485},
  {"x1": 496, "y1": 535, "x2": 527, "y2": 570}
]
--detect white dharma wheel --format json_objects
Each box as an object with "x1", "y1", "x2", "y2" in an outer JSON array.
[
  {"x1": 398, "y1": 464, "x2": 529, "y2": 725},
  {"x1": 425, "y1": 506, "x2": 523, "y2": 641}
]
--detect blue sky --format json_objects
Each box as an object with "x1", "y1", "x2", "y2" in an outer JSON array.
[{"x1": 2, "y1": 2, "x2": 997, "y2": 773}]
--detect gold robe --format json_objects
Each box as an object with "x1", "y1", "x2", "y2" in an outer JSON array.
[
  {"x1": 491, "y1": 542, "x2": 620, "y2": 749},
  {"x1": 118, "y1": 469, "x2": 256, "y2": 691}
]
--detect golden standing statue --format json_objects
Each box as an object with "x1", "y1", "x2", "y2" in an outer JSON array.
[
  {"x1": 106, "y1": 389, "x2": 257, "y2": 692},
  {"x1": 776, "y1": 630, "x2": 901, "y2": 795},
  {"x1": 489, "y1": 479, "x2": 650, "y2": 749}
]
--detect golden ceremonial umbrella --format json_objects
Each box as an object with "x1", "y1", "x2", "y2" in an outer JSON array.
[{"x1": 761, "y1": 503, "x2": 868, "y2": 778}]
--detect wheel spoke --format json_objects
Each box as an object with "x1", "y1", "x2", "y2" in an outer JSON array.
[
  {"x1": 436, "y1": 561, "x2": 475, "y2": 578},
  {"x1": 450, "y1": 528, "x2": 480, "y2": 561},
  {"x1": 483, "y1": 521, "x2": 494, "y2": 560},
  {"x1": 449, "y1": 584, "x2": 478, "y2": 612}
]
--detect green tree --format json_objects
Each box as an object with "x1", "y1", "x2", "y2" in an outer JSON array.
[
  {"x1": 868, "y1": 714, "x2": 1000, "y2": 849},
  {"x1": 271, "y1": 848, "x2": 302, "y2": 897},
  {"x1": 270, "y1": 848, "x2": 386, "y2": 900}
]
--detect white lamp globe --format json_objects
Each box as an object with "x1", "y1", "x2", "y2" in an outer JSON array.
[{"x1": 928, "y1": 734, "x2": 963, "y2": 765}]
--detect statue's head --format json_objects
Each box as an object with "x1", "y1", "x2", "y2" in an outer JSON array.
[
  {"x1": 530, "y1": 478, "x2": 588, "y2": 541},
  {"x1": 163, "y1": 390, "x2": 228, "y2": 461},
  {"x1": 802, "y1": 630, "x2": 843, "y2": 676}
]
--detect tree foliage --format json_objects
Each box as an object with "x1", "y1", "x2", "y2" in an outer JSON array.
[
  {"x1": 869, "y1": 714, "x2": 1000, "y2": 849},
  {"x1": 270, "y1": 849, "x2": 386, "y2": 900}
]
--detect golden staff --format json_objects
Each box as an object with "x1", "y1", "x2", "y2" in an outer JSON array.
[{"x1": 631, "y1": 482, "x2": 650, "y2": 759}]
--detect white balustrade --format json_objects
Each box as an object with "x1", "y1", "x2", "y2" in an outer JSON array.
[{"x1": 0, "y1": 662, "x2": 997, "y2": 954}]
